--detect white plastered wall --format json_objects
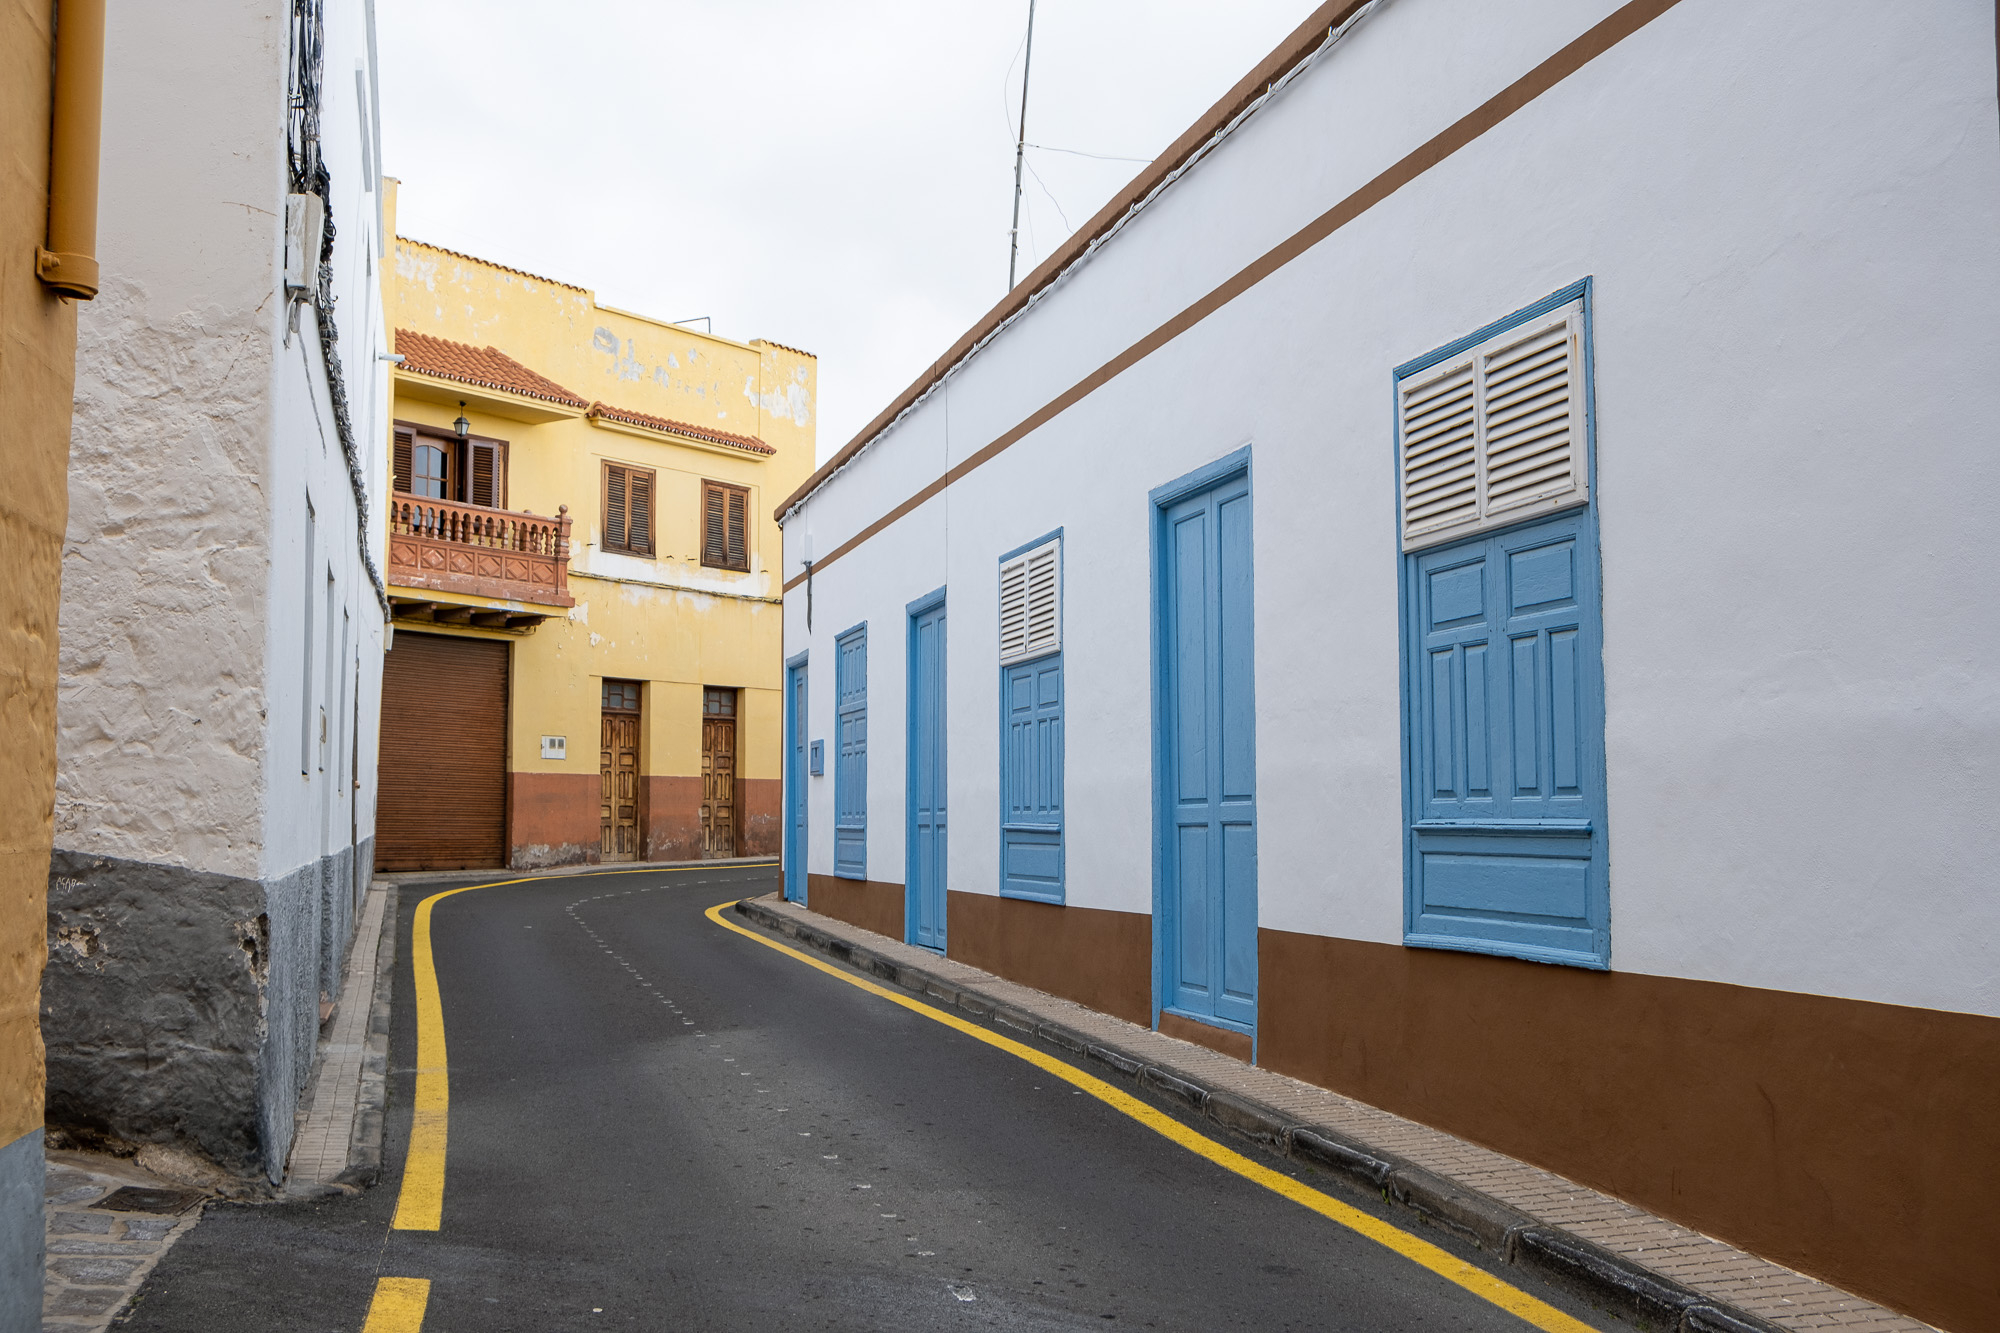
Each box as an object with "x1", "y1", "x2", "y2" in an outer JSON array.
[
  {"x1": 259, "y1": 0, "x2": 389, "y2": 885},
  {"x1": 782, "y1": 0, "x2": 2000, "y2": 1018},
  {"x1": 58, "y1": 0, "x2": 388, "y2": 884}
]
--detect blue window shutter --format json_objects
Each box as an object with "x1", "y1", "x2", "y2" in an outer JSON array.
[
  {"x1": 1001, "y1": 654, "x2": 1063, "y2": 900},
  {"x1": 1405, "y1": 513, "x2": 1605, "y2": 966},
  {"x1": 1399, "y1": 288, "x2": 1606, "y2": 969},
  {"x1": 999, "y1": 536, "x2": 1062, "y2": 902},
  {"x1": 834, "y1": 626, "x2": 867, "y2": 879}
]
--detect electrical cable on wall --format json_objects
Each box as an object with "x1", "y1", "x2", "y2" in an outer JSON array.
[{"x1": 289, "y1": 0, "x2": 391, "y2": 619}]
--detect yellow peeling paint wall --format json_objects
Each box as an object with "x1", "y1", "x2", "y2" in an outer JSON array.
[
  {"x1": 3, "y1": 0, "x2": 83, "y2": 1301},
  {"x1": 384, "y1": 209, "x2": 813, "y2": 867}
]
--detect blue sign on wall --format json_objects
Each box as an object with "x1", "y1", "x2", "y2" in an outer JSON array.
[{"x1": 809, "y1": 740, "x2": 824, "y2": 776}]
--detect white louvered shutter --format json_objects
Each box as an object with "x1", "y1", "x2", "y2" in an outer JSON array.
[
  {"x1": 1398, "y1": 298, "x2": 1587, "y2": 550},
  {"x1": 998, "y1": 537, "x2": 1061, "y2": 664}
]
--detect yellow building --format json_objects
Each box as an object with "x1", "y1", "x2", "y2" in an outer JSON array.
[
  {"x1": 378, "y1": 184, "x2": 814, "y2": 871},
  {"x1": 3, "y1": 0, "x2": 98, "y2": 1310}
]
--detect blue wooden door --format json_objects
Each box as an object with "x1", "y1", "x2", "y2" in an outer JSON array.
[
  {"x1": 785, "y1": 660, "x2": 807, "y2": 903},
  {"x1": 907, "y1": 599, "x2": 947, "y2": 949},
  {"x1": 833, "y1": 627, "x2": 868, "y2": 878},
  {"x1": 1406, "y1": 511, "x2": 1607, "y2": 966},
  {"x1": 1160, "y1": 473, "x2": 1257, "y2": 1031}
]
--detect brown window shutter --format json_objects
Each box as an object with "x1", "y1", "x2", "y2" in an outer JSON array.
[
  {"x1": 393, "y1": 428, "x2": 414, "y2": 493},
  {"x1": 726, "y1": 486, "x2": 746, "y2": 570},
  {"x1": 702, "y1": 481, "x2": 727, "y2": 567},
  {"x1": 605, "y1": 464, "x2": 628, "y2": 551},
  {"x1": 628, "y1": 469, "x2": 654, "y2": 556},
  {"x1": 468, "y1": 441, "x2": 498, "y2": 508}
]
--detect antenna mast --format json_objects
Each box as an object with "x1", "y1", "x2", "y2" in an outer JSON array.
[{"x1": 1007, "y1": 0, "x2": 1038, "y2": 290}]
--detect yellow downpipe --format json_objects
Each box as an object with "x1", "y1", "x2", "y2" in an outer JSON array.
[{"x1": 38, "y1": 0, "x2": 106, "y2": 300}]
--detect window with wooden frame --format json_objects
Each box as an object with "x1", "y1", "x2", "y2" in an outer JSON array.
[
  {"x1": 602, "y1": 462, "x2": 656, "y2": 557},
  {"x1": 392, "y1": 422, "x2": 508, "y2": 508},
  {"x1": 700, "y1": 480, "x2": 749, "y2": 571}
]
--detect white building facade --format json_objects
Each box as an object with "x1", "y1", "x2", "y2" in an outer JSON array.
[
  {"x1": 45, "y1": 0, "x2": 390, "y2": 1184},
  {"x1": 776, "y1": 2, "x2": 2000, "y2": 1328}
]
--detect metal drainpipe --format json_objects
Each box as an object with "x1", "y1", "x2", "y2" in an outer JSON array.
[{"x1": 38, "y1": 0, "x2": 106, "y2": 300}]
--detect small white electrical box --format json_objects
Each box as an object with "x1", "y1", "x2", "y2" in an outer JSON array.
[
  {"x1": 284, "y1": 192, "x2": 324, "y2": 295},
  {"x1": 540, "y1": 735, "x2": 567, "y2": 760}
]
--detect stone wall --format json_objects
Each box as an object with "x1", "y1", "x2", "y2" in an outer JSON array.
[{"x1": 43, "y1": 849, "x2": 355, "y2": 1183}]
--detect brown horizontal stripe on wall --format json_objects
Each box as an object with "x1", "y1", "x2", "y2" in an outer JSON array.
[
  {"x1": 781, "y1": 0, "x2": 1688, "y2": 592},
  {"x1": 1158, "y1": 1011, "x2": 1252, "y2": 1064},
  {"x1": 946, "y1": 893, "x2": 1150, "y2": 1027},
  {"x1": 1256, "y1": 929, "x2": 2000, "y2": 1333},
  {"x1": 739, "y1": 778, "x2": 781, "y2": 857},
  {"x1": 807, "y1": 874, "x2": 905, "y2": 942},
  {"x1": 506, "y1": 771, "x2": 598, "y2": 870},
  {"x1": 643, "y1": 775, "x2": 702, "y2": 864}
]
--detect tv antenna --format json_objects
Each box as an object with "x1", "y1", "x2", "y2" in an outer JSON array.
[{"x1": 1007, "y1": 0, "x2": 1038, "y2": 290}]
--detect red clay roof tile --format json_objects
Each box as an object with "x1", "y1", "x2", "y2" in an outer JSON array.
[
  {"x1": 586, "y1": 402, "x2": 775, "y2": 455},
  {"x1": 394, "y1": 329, "x2": 588, "y2": 408},
  {"x1": 394, "y1": 237, "x2": 590, "y2": 293}
]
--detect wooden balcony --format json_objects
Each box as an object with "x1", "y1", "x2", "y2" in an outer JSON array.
[{"x1": 387, "y1": 496, "x2": 574, "y2": 628}]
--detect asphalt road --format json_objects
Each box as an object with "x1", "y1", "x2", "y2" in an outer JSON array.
[{"x1": 124, "y1": 864, "x2": 1624, "y2": 1331}]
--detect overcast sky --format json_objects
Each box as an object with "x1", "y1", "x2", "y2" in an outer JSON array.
[{"x1": 380, "y1": 2, "x2": 1317, "y2": 462}]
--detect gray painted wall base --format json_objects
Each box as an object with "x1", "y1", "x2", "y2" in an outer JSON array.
[
  {"x1": 44, "y1": 841, "x2": 372, "y2": 1183},
  {"x1": 0, "y1": 1128, "x2": 42, "y2": 1333}
]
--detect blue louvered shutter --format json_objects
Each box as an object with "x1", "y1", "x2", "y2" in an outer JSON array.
[{"x1": 834, "y1": 626, "x2": 867, "y2": 878}]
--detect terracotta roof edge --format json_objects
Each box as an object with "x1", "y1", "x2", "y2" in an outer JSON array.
[
  {"x1": 586, "y1": 401, "x2": 776, "y2": 455},
  {"x1": 752, "y1": 338, "x2": 818, "y2": 360},
  {"x1": 393, "y1": 328, "x2": 589, "y2": 407},
  {"x1": 394, "y1": 236, "x2": 593, "y2": 294},
  {"x1": 772, "y1": 0, "x2": 1368, "y2": 522}
]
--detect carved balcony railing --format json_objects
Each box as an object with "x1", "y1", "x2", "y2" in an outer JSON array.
[{"x1": 387, "y1": 495, "x2": 574, "y2": 610}]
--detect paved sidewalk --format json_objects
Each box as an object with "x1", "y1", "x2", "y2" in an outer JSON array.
[
  {"x1": 42, "y1": 1154, "x2": 204, "y2": 1331},
  {"x1": 737, "y1": 894, "x2": 1935, "y2": 1333},
  {"x1": 286, "y1": 881, "x2": 397, "y2": 1191}
]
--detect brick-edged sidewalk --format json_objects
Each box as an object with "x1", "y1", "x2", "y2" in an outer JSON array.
[
  {"x1": 285, "y1": 881, "x2": 397, "y2": 1192},
  {"x1": 734, "y1": 894, "x2": 1934, "y2": 1333}
]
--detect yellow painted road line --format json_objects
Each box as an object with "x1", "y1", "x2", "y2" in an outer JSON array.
[
  {"x1": 362, "y1": 1276, "x2": 431, "y2": 1332},
  {"x1": 389, "y1": 863, "x2": 779, "y2": 1231},
  {"x1": 704, "y1": 899, "x2": 1598, "y2": 1333}
]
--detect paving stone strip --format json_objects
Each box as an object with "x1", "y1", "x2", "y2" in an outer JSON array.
[
  {"x1": 735, "y1": 893, "x2": 1935, "y2": 1333},
  {"x1": 42, "y1": 1157, "x2": 203, "y2": 1332},
  {"x1": 286, "y1": 881, "x2": 398, "y2": 1191}
]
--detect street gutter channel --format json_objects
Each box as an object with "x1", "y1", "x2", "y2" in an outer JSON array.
[{"x1": 731, "y1": 894, "x2": 1921, "y2": 1333}]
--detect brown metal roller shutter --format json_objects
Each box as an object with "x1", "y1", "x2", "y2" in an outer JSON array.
[{"x1": 376, "y1": 632, "x2": 509, "y2": 871}]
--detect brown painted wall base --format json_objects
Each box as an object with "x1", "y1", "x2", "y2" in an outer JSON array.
[
  {"x1": 947, "y1": 893, "x2": 1150, "y2": 1026},
  {"x1": 643, "y1": 775, "x2": 701, "y2": 863},
  {"x1": 1258, "y1": 930, "x2": 2000, "y2": 1332},
  {"x1": 739, "y1": 778, "x2": 780, "y2": 856},
  {"x1": 507, "y1": 772, "x2": 598, "y2": 869},
  {"x1": 1158, "y1": 1011, "x2": 1252, "y2": 1063},
  {"x1": 806, "y1": 874, "x2": 904, "y2": 940}
]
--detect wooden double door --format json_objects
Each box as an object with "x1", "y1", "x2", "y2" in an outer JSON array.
[
  {"x1": 701, "y1": 687, "x2": 737, "y2": 859},
  {"x1": 599, "y1": 683, "x2": 741, "y2": 863},
  {"x1": 600, "y1": 679, "x2": 641, "y2": 862}
]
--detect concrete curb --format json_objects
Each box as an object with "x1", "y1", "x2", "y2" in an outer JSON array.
[
  {"x1": 336, "y1": 883, "x2": 397, "y2": 1189},
  {"x1": 733, "y1": 894, "x2": 1788, "y2": 1333}
]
